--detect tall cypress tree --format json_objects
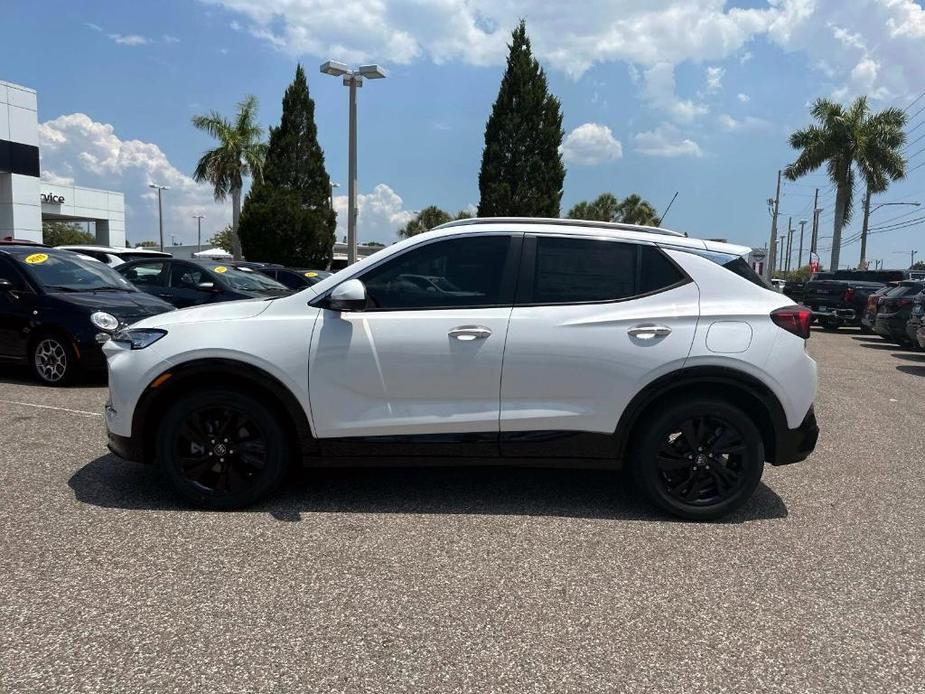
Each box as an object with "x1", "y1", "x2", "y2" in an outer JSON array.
[
  {"x1": 239, "y1": 64, "x2": 335, "y2": 266},
  {"x1": 478, "y1": 21, "x2": 565, "y2": 217}
]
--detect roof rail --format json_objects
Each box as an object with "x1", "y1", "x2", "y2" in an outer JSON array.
[{"x1": 431, "y1": 216, "x2": 687, "y2": 238}]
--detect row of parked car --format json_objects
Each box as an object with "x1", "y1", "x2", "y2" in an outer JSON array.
[
  {"x1": 0, "y1": 239, "x2": 329, "y2": 384},
  {"x1": 780, "y1": 269, "x2": 925, "y2": 349}
]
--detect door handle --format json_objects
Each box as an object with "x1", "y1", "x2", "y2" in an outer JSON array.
[
  {"x1": 627, "y1": 324, "x2": 672, "y2": 340},
  {"x1": 448, "y1": 325, "x2": 492, "y2": 341}
]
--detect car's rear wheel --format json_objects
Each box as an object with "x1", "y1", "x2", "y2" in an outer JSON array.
[
  {"x1": 630, "y1": 399, "x2": 765, "y2": 520},
  {"x1": 157, "y1": 389, "x2": 289, "y2": 509},
  {"x1": 30, "y1": 334, "x2": 79, "y2": 386},
  {"x1": 821, "y1": 317, "x2": 840, "y2": 331}
]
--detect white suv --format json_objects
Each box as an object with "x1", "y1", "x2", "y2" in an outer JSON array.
[{"x1": 103, "y1": 218, "x2": 818, "y2": 520}]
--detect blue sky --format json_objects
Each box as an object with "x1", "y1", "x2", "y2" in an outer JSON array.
[{"x1": 3, "y1": 0, "x2": 925, "y2": 269}]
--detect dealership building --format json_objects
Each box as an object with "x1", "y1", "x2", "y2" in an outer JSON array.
[{"x1": 0, "y1": 79, "x2": 125, "y2": 246}]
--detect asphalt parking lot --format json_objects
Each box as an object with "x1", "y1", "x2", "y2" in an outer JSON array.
[{"x1": 1, "y1": 329, "x2": 923, "y2": 693}]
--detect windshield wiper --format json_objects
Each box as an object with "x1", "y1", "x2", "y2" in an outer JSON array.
[
  {"x1": 87, "y1": 286, "x2": 128, "y2": 292},
  {"x1": 43, "y1": 285, "x2": 80, "y2": 293}
]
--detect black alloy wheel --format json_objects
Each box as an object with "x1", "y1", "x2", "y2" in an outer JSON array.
[
  {"x1": 631, "y1": 399, "x2": 764, "y2": 520},
  {"x1": 158, "y1": 389, "x2": 289, "y2": 509}
]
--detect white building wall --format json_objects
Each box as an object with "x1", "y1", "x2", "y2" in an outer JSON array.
[{"x1": 0, "y1": 81, "x2": 42, "y2": 240}]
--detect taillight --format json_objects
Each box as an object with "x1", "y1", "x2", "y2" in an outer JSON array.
[
  {"x1": 842, "y1": 287, "x2": 855, "y2": 303},
  {"x1": 771, "y1": 305, "x2": 813, "y2": 339},
  {"x1": 898, "y1": 297, "x2": 914, "y2": 306},
  {"x1": 866, "y1": 295, "x2": 878, "y2": 310}
]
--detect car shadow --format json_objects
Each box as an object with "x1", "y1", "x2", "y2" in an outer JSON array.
[
  {"x1": 857, "y1": 341, "x2": 911, "y2": 351},
  {"x1": 69, "y1": 454, "x2": 788, "y2": 525},
  {"x1": 896, "y1": 364, "x2": 925, "y2": 377},
  {"x1": 893, "y1": 352, "x2": 925, "y2": 362}
]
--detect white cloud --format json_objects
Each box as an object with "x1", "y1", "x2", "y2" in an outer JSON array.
[
  {"x1": 333, "y1": 183, "x2": 415, "y2": 243},
  {"x1": 41, "y1": 169, "x2": 75, "y2": 186},
  {"x1": 634, "y1": 125, "x2": 704, "y2": 158},
  {"x1": 108, "y1": 33, "x2": 150, "y2": 46},
  {"x1": 718, "y1": 114, "x2": 772, "y2": 132},
  {"x1": 163, "y1": 34, "x2": 181, "y2": 43},
  {"x1": 737, "y1": 92, "x2": 750, "y2": 103},
  {"x1": 203, "y1": 0, "x2": 925, "y2": 107},
  {"x1": 559, "y1": 123, "x2": 623, "y2": 166},
  {"x1": 38, "y1": 113, "x2": 230, "y2": 244},
  {"x1": 85, "y1": 22, "x2": 103, "y2": 32},
  {"x1": 642, "y1": 62, "x2": 708, "y2": 123},
  {"x1": 705, "y1": 66, "x2": 724, "y2": 93}
]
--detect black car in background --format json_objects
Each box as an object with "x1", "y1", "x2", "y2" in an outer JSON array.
[
  {"x1": 860, "y1": 285, "x2": 895, "y2": 334},
  {"x1": 258, "y1": 267, "x2": 331, "y2": 290},
  {"x1": 802, "y1": 278, "x2": 884, "y2": 330},
  {"x1": 905, "y1": 289, "x2": 925, "y2": 347},
  {"x1": 0, "y1": 246, "x2": 174, "y2": 384},
  {"x1": 873, "y1": 281, "x2": 925, "y2": 346},
  {"x1": 116, "y1": 258, "x2": 290, "y2": 309}
]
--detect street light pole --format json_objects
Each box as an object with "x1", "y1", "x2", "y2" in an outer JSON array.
[
  {"x1": 797, "y1": 219, "x2": 807, "y2": 269},
  {"x1": 192, "y1": 214, "x2": 205, "y2": 254},
  {"x1": 149, "y1": 183, "x2": 169, "y2": 251},
  {"x1": 321, "y1": 61, "x2": 387, "y2": 265}
]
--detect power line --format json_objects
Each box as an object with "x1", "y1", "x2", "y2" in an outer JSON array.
[{"x1": 903, "y1": 89, "x2": 925, "y2": 113}]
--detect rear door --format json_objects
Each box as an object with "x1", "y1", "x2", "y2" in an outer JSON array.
[{"x1": 499, "y1": 235, "x2": 698, "y2": 455}]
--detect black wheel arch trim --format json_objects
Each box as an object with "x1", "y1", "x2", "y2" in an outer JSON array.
[
  {"x1": 613, "y1": 365, "x2": 800, "y2": 466},
  {"x1": 131, "y1": 358, "x2": 318, "y2": 464}
]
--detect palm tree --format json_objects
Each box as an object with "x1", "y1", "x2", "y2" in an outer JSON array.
[
  {"x1": 192, "y1": 95, "x2": 267, "y2": 260},
  {"x1": 567, "y1": 193, "x2": 619, "y2": 222},
  {"x1": 784, "y1": 97, "x2": 906, "y2": 271},
  {"x1": 615, "y1": 194, "x2": 660, "y2": 226}
]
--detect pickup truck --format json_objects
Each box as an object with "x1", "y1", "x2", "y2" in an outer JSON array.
[{"x1": 801, "y1": 279, "x2": 885, "y2": 330}]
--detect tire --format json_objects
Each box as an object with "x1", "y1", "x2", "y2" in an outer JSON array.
[
  {"x1": 30, "y1": 334, "x2": 79, "y2": 386},
  {"x1": 821, "y1": 318, "x2": 840, "y2": 331},
  {"x1": 156, "y1": 389, "x2": 289, "y2": 510},
  {"x1": 860, "y1": 325, "x2": 873, "y2": 335},
  {"x1": 629, "y1": 398, "x2": 765, "y2": 521}
]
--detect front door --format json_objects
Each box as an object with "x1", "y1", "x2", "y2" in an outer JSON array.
[
  {"x1": 500, "y1": 235, "x2": 699, "y2": 455},
  {"x1": 167, "y1": 262, "x2": 217, "y2": 308},
  {"x1": 309, "y1": 234, "x2": 520, "y2": 450},
  {"x1": 0, "y1": 258, "x2": 32, "y2": 360}
]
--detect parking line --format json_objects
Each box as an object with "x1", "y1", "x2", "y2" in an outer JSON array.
[{"x1": 0, "y1": 399, "x2": 103, "y2": 418}]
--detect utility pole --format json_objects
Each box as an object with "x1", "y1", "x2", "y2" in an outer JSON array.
[
  {"x1": 785, "y1": 217, "x2": 793, "y2": 272},
  {"x1": 859, "y1": 185, "x2": 872, "y2": 270},
  {"x1": 192, "y1": 214, "x2": 205, "y2": 253},
  {"x1": 893, "y1": 250, "x2": 918, "y2": 268},
  {"x1": 810, "y1": 187, "x2": 820, "y2": 253},
  {"x1": 797, "y1": 219, "x2": 807, "y2": 269},
  {"x1": 149, "y1": 183, "x2": 169, "y2": 252},
  {"x1": 777, "y1": 235, "x2": 786, "y2": 271},
  {"x1": 766, "y1": 170, "x2": 781, "y2": 279}
]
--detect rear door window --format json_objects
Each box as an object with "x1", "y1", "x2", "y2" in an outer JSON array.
[
  {"x1": 522, "y1": 237, "x2": 686, "y2": 304},
  {"x1": 121, "y1": 261, "x2": 166, "y2": 287}
]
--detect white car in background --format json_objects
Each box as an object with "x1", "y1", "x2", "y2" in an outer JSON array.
[
  {"x1": 770, "y1": 278, "x2": 786, "y2": 292},
  {"x1": 55, "y1": 245, "x2": 172, "y2": 268},
  {"x1": 103, "y1": 217, "x2": 819, "y2": 520}
]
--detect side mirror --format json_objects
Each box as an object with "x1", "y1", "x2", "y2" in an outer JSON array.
[
  {"x1": 197, "y1": 281, "x2": 219, "y2": 292},
  {"x1": 328, "y1": 278, "x2": 367, "y2": 312}
]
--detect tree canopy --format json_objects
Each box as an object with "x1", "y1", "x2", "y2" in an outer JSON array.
[
  {"x1": 42, "y1": 221, "x2": 94, "y2": 246},
  {"x1": 477, "y1": 21, "x2": 564, "y2": 217},
  {"x1": 238, "y1": 65, "x2": 336, "y2": 266},
  {"x1": 566, "y1": 193, "x2": 660, "y2": 226}
]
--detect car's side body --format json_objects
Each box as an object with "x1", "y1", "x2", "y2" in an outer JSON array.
[
  {"x1": 874, "y1": 281, "x2": 925, "y2": 345},
  {"x1": 105, "y1": 221, "x2": 818, "y2": 478}
]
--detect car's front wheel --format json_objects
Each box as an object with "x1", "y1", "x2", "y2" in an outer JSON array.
[
  {"x1": 630, "y1": 399, "x2": 765, "y2": 520},
  {"x1": 157, "y1": 389, "x2": 289, "y2": 509},
  {"x1": 30, "y1": 334, "x2": 79, "y2": 386}
]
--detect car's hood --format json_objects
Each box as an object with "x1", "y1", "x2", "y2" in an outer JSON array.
[
  {"x1": 51, "y1": 290, "x2": 174, "y2": 324},
  {"x1": 131, "y1": 297, "x2": 272, "y2": 329}
]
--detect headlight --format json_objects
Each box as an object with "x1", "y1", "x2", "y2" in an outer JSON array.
[
  {"x1": 90, "y1": 311, "x2": 120, "y2": 332},
  {"x1": 111, "y1": 328, "x2": 167, "y2": 350}
]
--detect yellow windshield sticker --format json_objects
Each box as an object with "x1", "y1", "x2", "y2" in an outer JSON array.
[
  {"x1": 304, "y1": 271, "x2": 318, "y2": 277},
  {"x1": 214, "y1": 266, "x2": 228, "y2": 273},
  {"x1": 25, "y1": 253, "x2": 49, "y2": 264}
]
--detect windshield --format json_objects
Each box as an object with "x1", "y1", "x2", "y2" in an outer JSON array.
[
  {"x1": 10, "y1": 249, "x2": 135, "y2": 292},
  {"x1": 209, "y1": 265, "x2": 288, "y2": 292}
]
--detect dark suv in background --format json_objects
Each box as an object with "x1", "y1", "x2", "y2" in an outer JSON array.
[
  {"x1": 802, "y1": 277, "x2": 884, "y2": 330},
  {"x1": 874, "y1": 281, "x2": 925, "y2": 346}
]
